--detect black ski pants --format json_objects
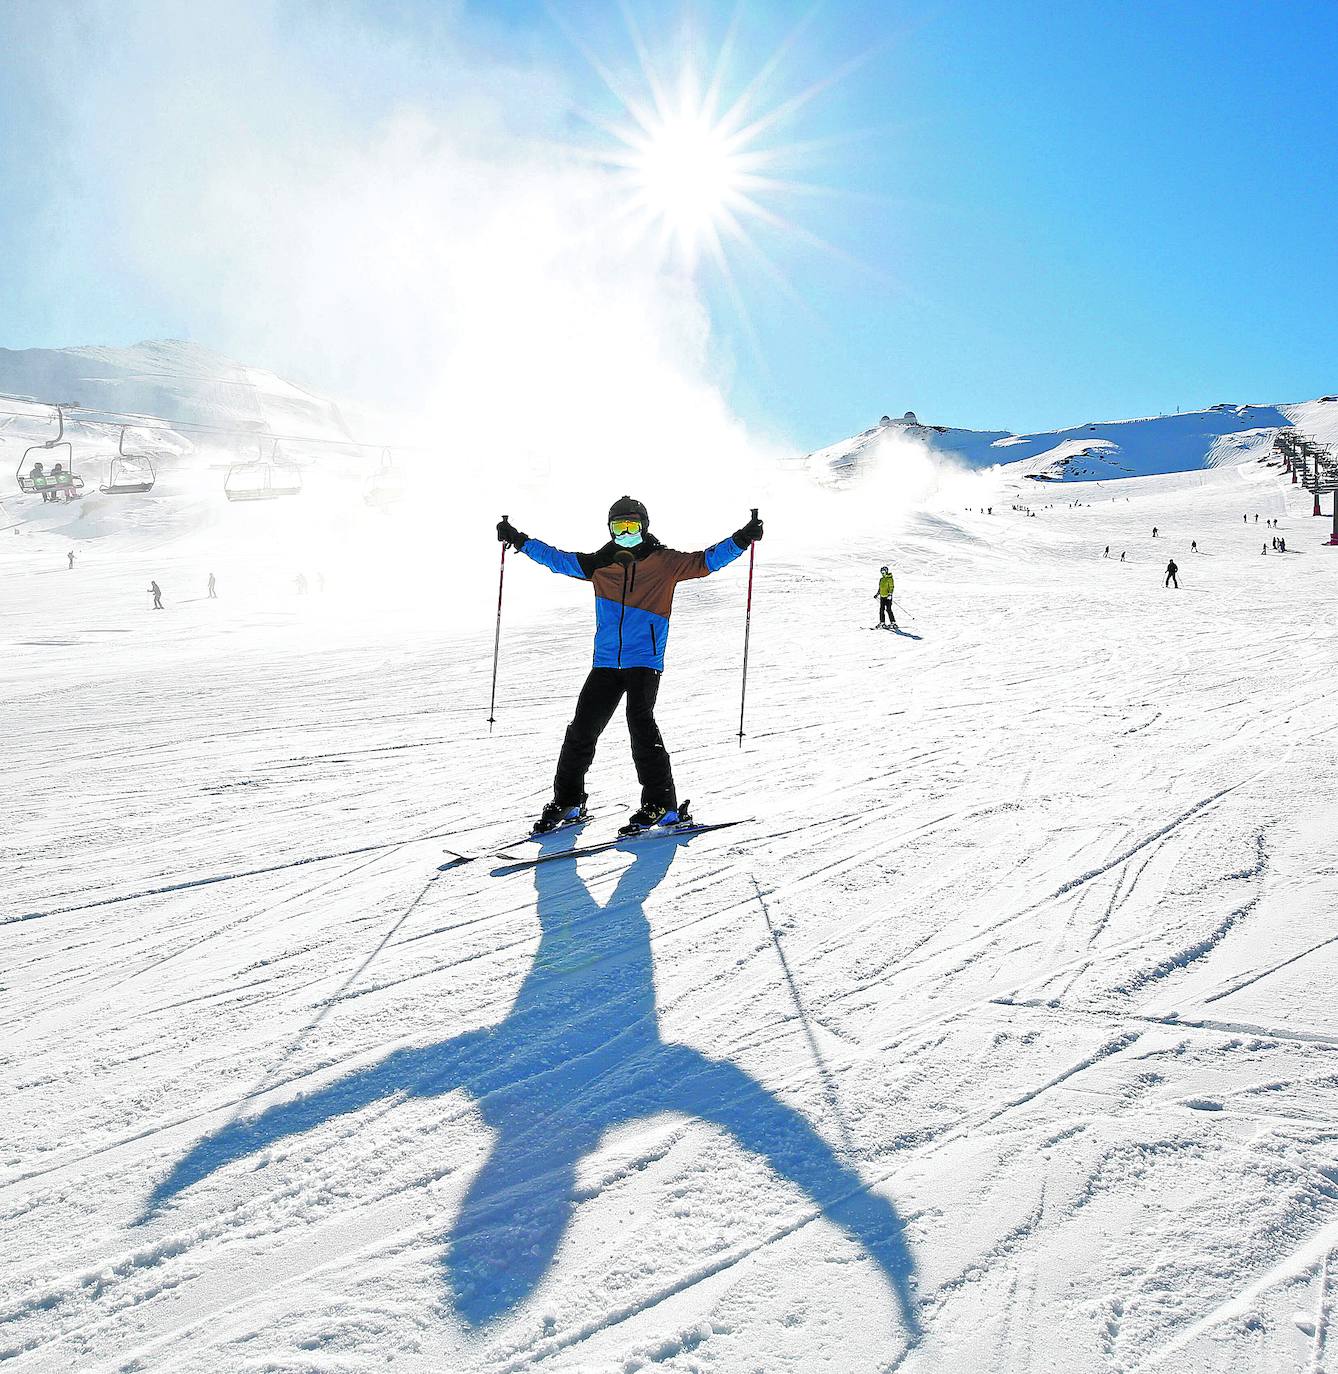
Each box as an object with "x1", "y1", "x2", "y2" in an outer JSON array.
[
  {"x1": 553, "y1": 668, "x2": 675, "y2": 810},
  {"x1": 879, "y1": 596, "x2": 897, "y2": 627},
  {"x1": 1165, "y1": 572, "x2": 1178, "y2": 588}
]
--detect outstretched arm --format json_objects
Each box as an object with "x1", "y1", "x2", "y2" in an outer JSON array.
[
  {"x1": 664, "y1": 509, "x2": 763, "y2": 582},
  {"x1": 661, "y1": 1045, "x2": 920, "y2": 1337},
  {"x1": 142, "y1": 1031, "x2": 487, "y2": 1218},
  {"x1": 497, "y1": 516, "x2": 601, "y2": 581}
]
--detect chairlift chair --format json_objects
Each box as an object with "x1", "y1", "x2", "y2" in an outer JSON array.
[
  {"x1": 364, "y1": 447, "x2": 405, "y2": 508},
  {"x1": 224, "y1": 439, "x2": 303, "y2": 502},
  {"x1": 15, "y1": 406, "x2": 84, "y2": 500},
  {"x1": 99, "y1": 426, "x2": 157, "y2": 494}
]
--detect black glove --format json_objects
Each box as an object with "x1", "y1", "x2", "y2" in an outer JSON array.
[
  {"x1": 496, "y1": 516, "x2": 527, "y2": 552},
  {"x1": 732, "y1": 510, "x2": 763, "y2": 549}
]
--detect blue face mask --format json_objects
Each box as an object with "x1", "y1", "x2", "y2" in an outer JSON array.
[{"x1": 614, "y1": 530, "x2": 643, "y2": 549}]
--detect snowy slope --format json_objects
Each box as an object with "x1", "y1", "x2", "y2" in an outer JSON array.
[
  {"x1": 811, "y1": 403, "x2": 1296, "y2": 485},
  {"x1": 3, "y1": 439, "x2": 1337, "y2": 1372}
]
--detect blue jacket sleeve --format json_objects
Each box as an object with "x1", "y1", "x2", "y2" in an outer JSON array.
[
  {"x1": 519, "y1": 538, "x2": 587, "y2": 580},
  {"x1": 704, "y1": 536, "x2": 747, "y2": 573}
]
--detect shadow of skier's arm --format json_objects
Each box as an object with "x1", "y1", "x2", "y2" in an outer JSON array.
[
  {"x1": 661, "y1": 1045, "x2": 922, "y2": 1338},
  {"x1": 141, "y1": 1031, "x2": 488, "y2": 1219}
]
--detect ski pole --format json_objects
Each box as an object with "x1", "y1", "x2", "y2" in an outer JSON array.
[
  {"x1": 890, "y1": 595, "x2": 917, "y2": 624},
  {"x1": 487, "y1": 524, "x2": 507, "y2": 732},
  {"x1": 737, "y1": 508, "x2": 758, "y2": 747}
]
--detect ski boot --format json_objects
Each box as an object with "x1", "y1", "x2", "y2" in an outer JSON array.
[
  {"x1": 531, "y1": 794, "x2": 588, "y2": 836},
  {"x1": 617, "y1": 799, "x2": 693, "y2": 838}
]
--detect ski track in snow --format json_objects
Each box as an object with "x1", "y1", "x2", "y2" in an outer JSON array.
[{"x1": 3, "y1": 457, "x2": 1337, "y2": 1372}]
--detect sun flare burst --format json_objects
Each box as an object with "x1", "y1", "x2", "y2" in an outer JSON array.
[
  {"x1": 628, "y1": 99, "x2": 746, "y2": 258},
  {"x1": 561, "y1": 10, "x2": 860, "y2": 297}
]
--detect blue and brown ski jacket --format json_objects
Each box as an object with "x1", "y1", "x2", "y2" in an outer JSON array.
[{"x1": 519, "y1": 532, "x2": 746, "y2": 672}]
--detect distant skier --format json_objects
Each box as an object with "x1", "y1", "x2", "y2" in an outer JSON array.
[
  {"x1": 877, "y1": 566, "x2": 897, "y2": 628},
  {"x1": 148, "y1": 580, "x2": 163, "y2": 610},
  {"x1": 1164, "y1": 559, "x2": 1179, "y2": 588},
  {"x1": 1191, "y1": 540, "x2": 1198, "y2": 553},
  {"x1": 1254, "y1": 513, "x2": 1259, "y2": 523},
  {"x1": 1152, "y1": 526, "x2": 1158, "y2": 538},
  {"x1": 1280, "y1": 536, "x2": 1286, "y2": 552},
  {"x1": 207, "y1": 572, "x2": 217, "y2": 599},
  {"x1": 1262, "y1": 544, "x2": 1267, "y2": 555},
  {"x1": 1120, "y1": 551, "x2": 1126, "y2": 562},
  {"x1": 496, "y1": 496, "x2": 762, "y2": 836},
  {"x1": 1103, "y1": 545, "x2": 1109, "y2": 558},
  {"x1": 296, "y1": 573, "x2": 308, "y2": 595},
  {"x1": 67, "y1": 550, "x2": 74, "y2": 570}
]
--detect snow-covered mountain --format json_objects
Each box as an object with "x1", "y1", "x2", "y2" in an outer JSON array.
[
  {"x1": 807, "y1": 400, "x2": 1326, "y2": 484},
  {"x1": 0, "y1": 340, "x2": 354, "y2": 449}
]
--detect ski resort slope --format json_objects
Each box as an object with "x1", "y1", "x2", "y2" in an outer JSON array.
[
  {"x1": 3, "y1": 453, "x2": 1337, "y2": 1374},
  {"x1": 809, "y1": 403, "x2": 1294, "y2": 484}
]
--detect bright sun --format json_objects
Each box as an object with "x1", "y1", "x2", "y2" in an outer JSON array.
[
  {"x1": 626, "y1": 105, "x2": 745, "y2": 261},
  {"x1": 567, "y1": 15, "x2": 857, "y2": 306}
]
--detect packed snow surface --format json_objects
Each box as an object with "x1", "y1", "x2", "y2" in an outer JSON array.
[{"x1": 2, "y1": 445, "x2": 1337, "y2": 1373}]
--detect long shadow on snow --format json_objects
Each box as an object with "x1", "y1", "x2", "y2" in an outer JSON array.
[{"x1": 144, "y1": 832, "x2": 919, "y2": 1333}]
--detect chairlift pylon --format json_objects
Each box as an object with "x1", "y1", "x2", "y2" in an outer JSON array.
[
  {"x1": 99, "y1": 426, "x2": 157, "y2": 495},
  {"x1": 15, "y1": 405, "x2": 84, "y2": 501},
  {"x1": 224, "y1": 438, "x2": 303, "y2": 502}
]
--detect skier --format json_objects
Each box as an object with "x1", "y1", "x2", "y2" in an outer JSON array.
[
  {"x1": 496, "y1": 496, "x2": 762, "y2": 836},
  {"x1": 1262, "y1": 544, "x2": 1268, "y2": 555},
  {"x1": 1280, "y1": 536, "x2": 1286, "y2": 552},
  {"x1": 295, "y1": 572, "x2": 308, "y2": 595},
  {"x1": 207, "y1": 572, "x2": 217, "y2": 599},
  {"x1": 1103, "y1": 545, "x2": 1109, "y2": 558},
  {"x1": 148, "y1": 580, "x2": 163, "y2": 610},
  {"x1": 1120, "y1": 551, "x2": 1126, "y2": 562},
  {"x1": 1152, "y1": 526, "x2": 1158, "y2": 538},
  {"x1": 1164, "y1": 559, "x2": 1179, "y2": 588},
  {"x1": 67, "y1": 550, "x2": 74, "y2": 570},
  {"x1": 1191, "y1": 540, "x2": 1198, "y2": 553},
  {"x1": 877, "y1": 566, "x2": 897, "y2": 628}
]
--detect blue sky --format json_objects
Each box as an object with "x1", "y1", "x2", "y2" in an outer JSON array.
[{"x1": 1, "y1": 0, "x2": 1335, "y2": 450}]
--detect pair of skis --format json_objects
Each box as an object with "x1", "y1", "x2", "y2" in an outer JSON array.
[{"x1": 438, "y1": 809, "x2": 748, "y2": 876}]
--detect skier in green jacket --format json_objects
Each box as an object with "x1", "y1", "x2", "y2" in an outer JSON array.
[{"x1": 877, "y1": 566, "x2": 897, "y2": 629}]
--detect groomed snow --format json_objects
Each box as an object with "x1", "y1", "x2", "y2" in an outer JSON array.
[{"x1": 2, "y1": 446, "x2": 1336, "y2": 1372}]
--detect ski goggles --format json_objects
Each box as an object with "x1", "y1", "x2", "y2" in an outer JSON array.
[{"x1": 609, "y1": 518, "x2": 643, "y2": 536}]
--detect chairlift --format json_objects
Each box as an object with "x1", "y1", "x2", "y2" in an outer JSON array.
[
  {"x1": 363, "y1": 447, "x2": 405, "y2": 508},
  {"x1": 99, "y1": 426, "x2": 157, "y2": 494},
  {"x1": 224, "y1": 439, "x2": 303, "y2": 502},
  {"x1": 15, "y1": 405, "x2": 84, "y2": 501}
]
